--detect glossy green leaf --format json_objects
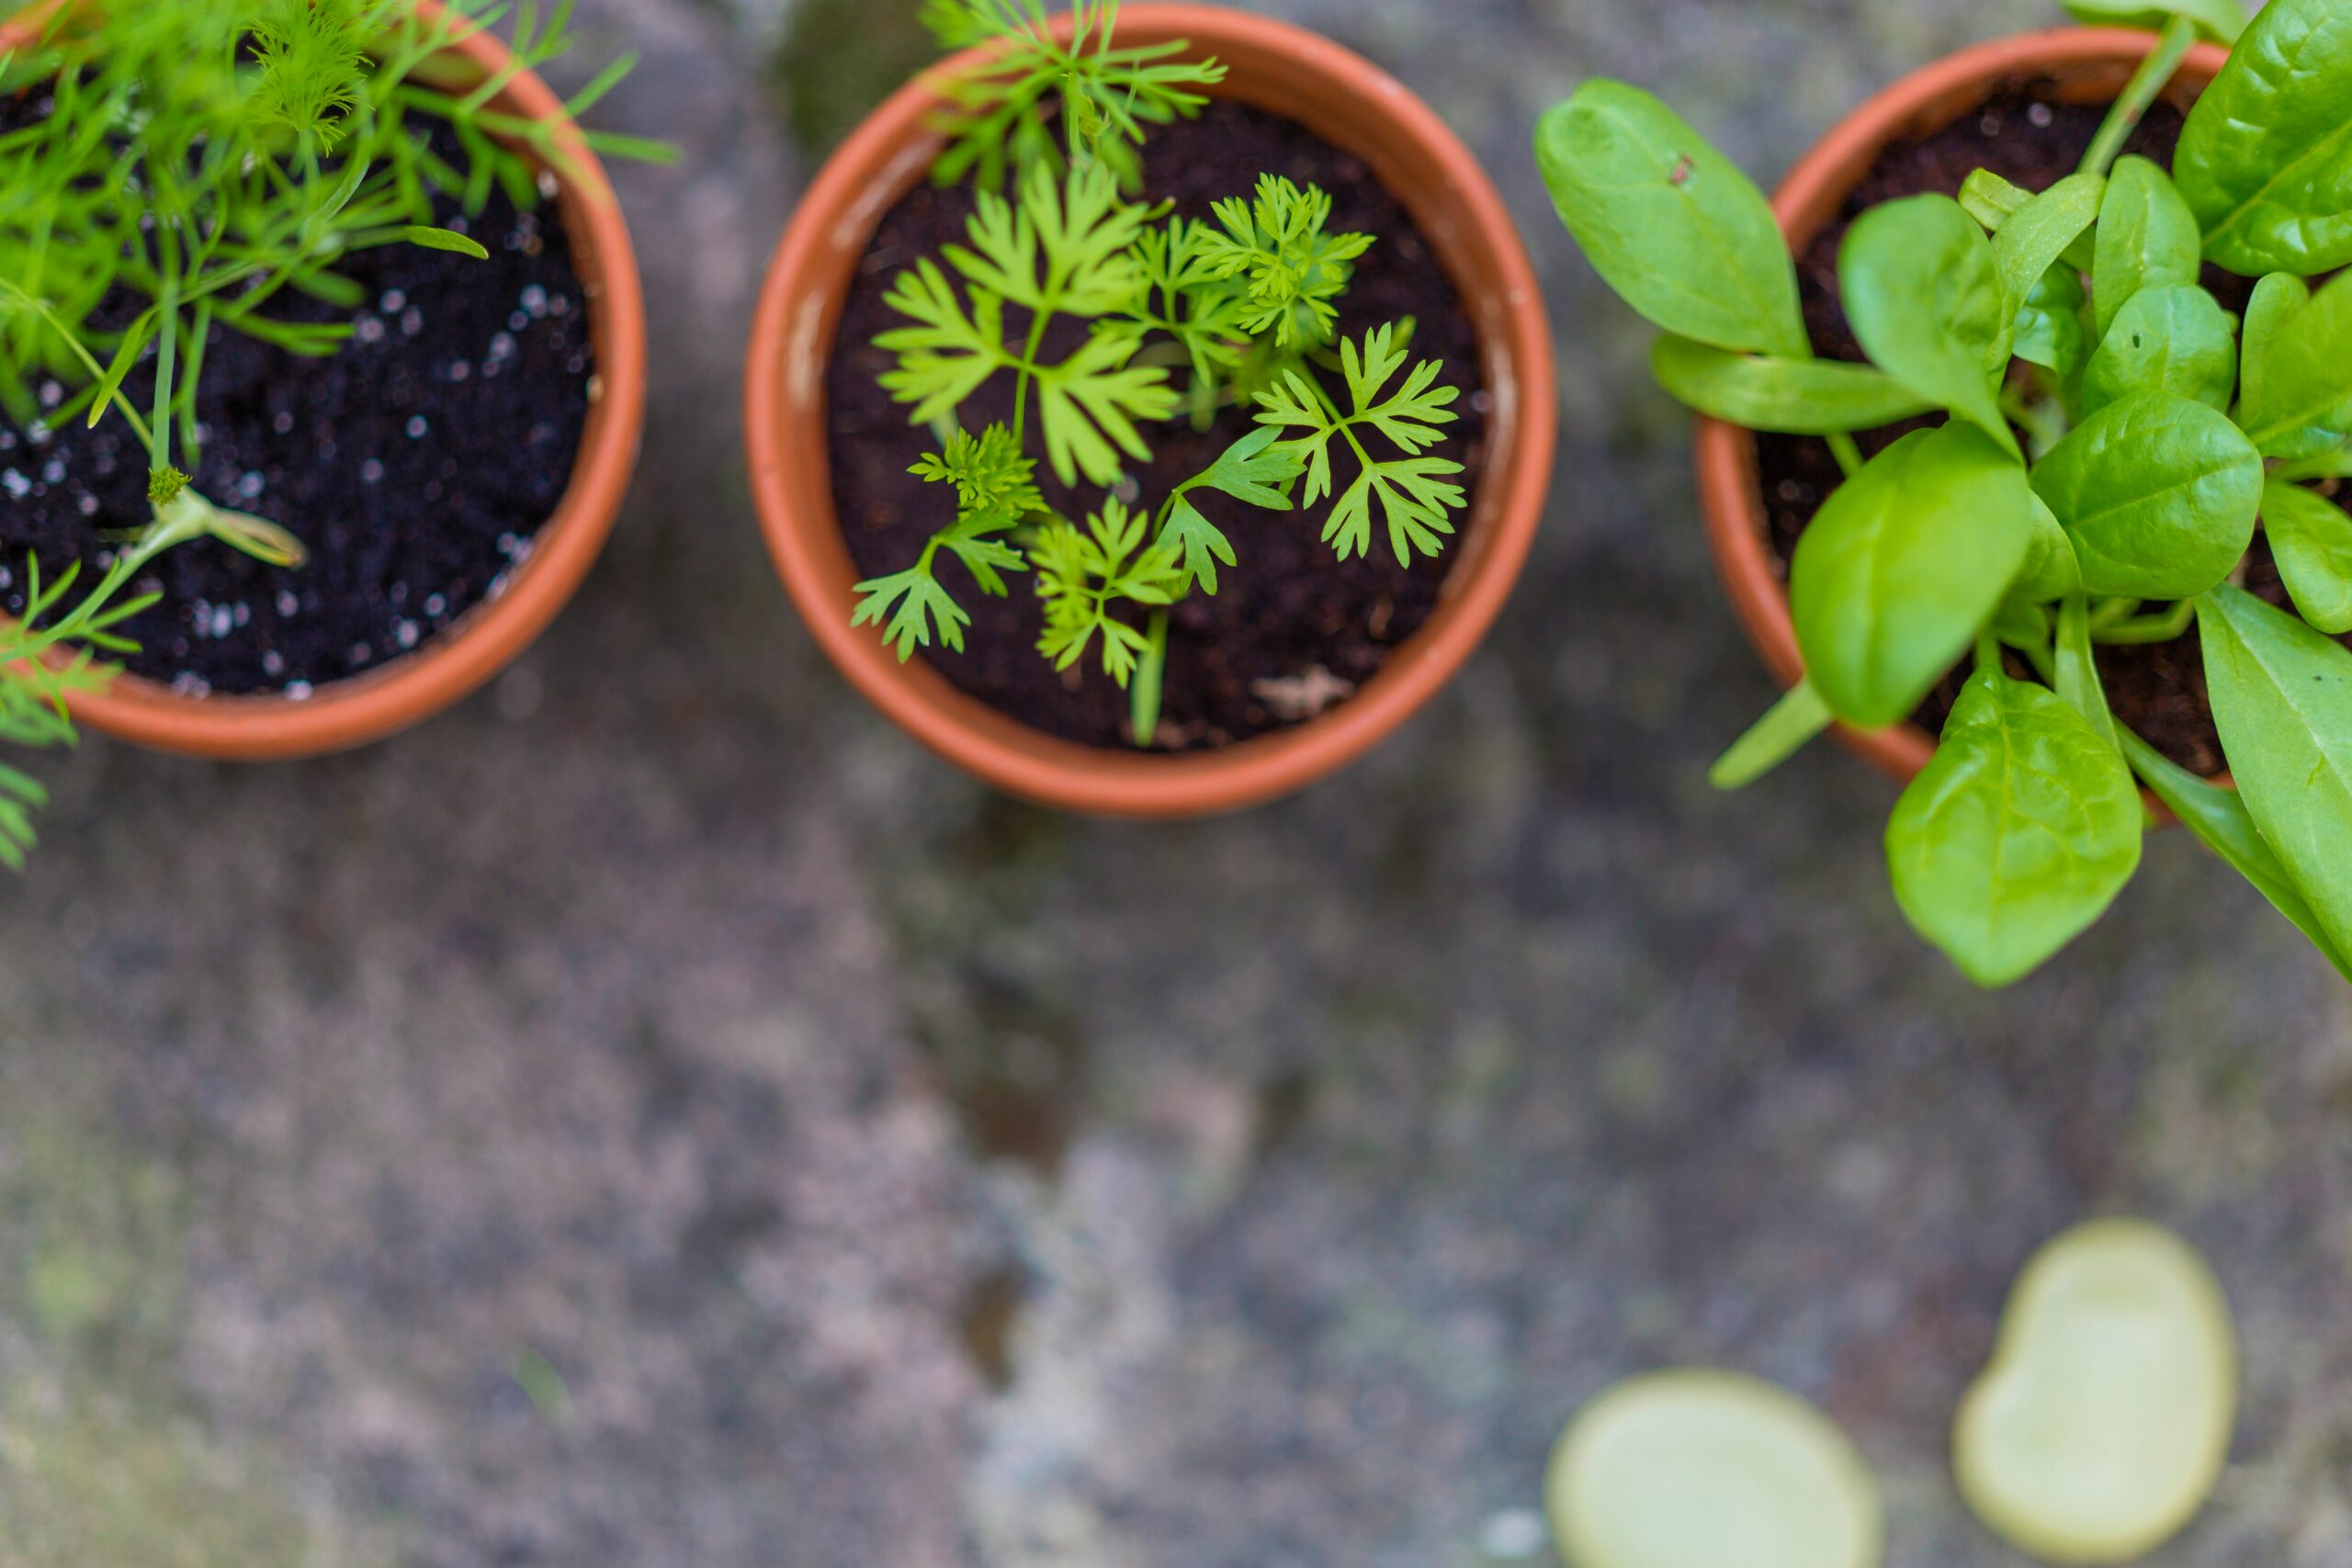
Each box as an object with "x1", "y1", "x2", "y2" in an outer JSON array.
[
  {"x1": 1842, "y1": 196, "x2": 2018, "y2": 456},
  {"x1": 1536, "y1": 82, "x2": 1810, "y2": 358},
  {"x1": 2013, "y1": 491, "x2": 2085, "y2": 604},
  {"x1": 2080, "y1": 285, "x2": 2239, "y2": 417},
  {"x1": 1651, "y1": 335, "x2": 1935, "y2": 434},
  {"x1": 2031, "y1": 391, "x2": 2264, "y2": 600},
  {"x1": 1995, "y1": 173, "x2": 2104, "y2": 312},
  {"x1": 2014, "y1": 267, "x2": 2089, "y2": 380},
  {"x1": 1887, "y1": 671, "x2": 2143, "y2": 987},
  {"x1": 2177, "y1": 0, "x2": 2352, "y2": 276},
  {"x1": 1961, "y1": 169, "x2": 2034, "y2": 232},
  {"x1": 2236, "y1": 271, "x2": 2352, "y2": 459},
  {"x1": 2093, "y1": 157, "x2": 2204, "y2": 340},
  {"x1": 2063, "y1": 0, "x2": 2245, "y2": 41},
  {"x1": 1792, "y1": 425, "x2": 2036, "y2": 728},
  {"x1": 2263, "y1": 479, "x2": 2352, "y2": 634},
  {"x1": 2120, "y1": 728, "x2": 2352, "y2": 981},
  {"x1": 2197, "y1": 583, "x2": 2352, "y2": 958}
]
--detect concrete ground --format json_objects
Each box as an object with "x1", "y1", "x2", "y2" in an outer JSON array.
[{"x1": 3, "y1": 1, "x2": 2348, "y2": 1565}]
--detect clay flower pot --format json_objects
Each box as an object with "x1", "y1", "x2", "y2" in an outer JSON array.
[
  {"x1": 2, "y1": 0, "x2": 648, "y2": 761},
  {"x1": 1695, "y1": 28, "x2": 2232, "y2": 784},
  {"x1": 746, "y1": 3, "x2": 1555, "y2": 818}
]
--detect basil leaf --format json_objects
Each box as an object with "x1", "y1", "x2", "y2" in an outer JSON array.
[
  {"x1": 2093, "y1": 156, "x2": 2204, "y2": 340},
  {"x1": 2118, "y1": 727, "x2": 2352, "y2": 983},
  {"x1": 2031, "y1": 391, "x2": 2264, "y2": 599},
  {"x1": 1995, "y1": 173, "x2": 2105, "y2": 313},
  {"x1": 2261, "y1": 478, "x2": 2352, "y2": 635},
  {"x1": 1842, "y1": 197, "x2": 2018, "y2": 457},
  {"x1": 1651, "y1": 336, "x2": 1936, "y2": 434},
  {"x1": 1792, "y1": 424, "x2": 2036, "y2": 727},
  {"x1": 2080, "y1": 285, "x2": 2239, "y2": 418},
  {"x1": 1887, "y1": 670, "x2": 2143, "y2": 988},
  {"x1": 2014, "y1": 268, "x2": 2089, "y2": 381},
  {"x1": 2197, "y1": 584, "x2": 2352, "y2": 958},
  {"x1": 2177, "y1": 0, "x2": 2352, "y2": 276},
  {"x1": 1536, "y1": 83, "x2": 1811, "y2": 358},
  {"x1": 2056, "y1": 593, "x2": 2122, "y2": 752},
  {"x1": 2236, "y1": 271, "x2": 2352, "y2": 459},
  {"x1": 2064, "y1": 0, "x2": 2246, "y2": 42}
]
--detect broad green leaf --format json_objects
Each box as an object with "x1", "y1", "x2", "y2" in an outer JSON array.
[
  {"x1": 2031, "y1": 391, "x2": 2263, "y2": 600},
  {"x1": 1888, "y1": 671, "x2": 2143, "y2": 987},
  {"x1": 1792, "y1": 424, "x2": 2036, "y2": 728},
  {"x1": 2119, "y1": 728, "x2": 2352, "y2": 981},
  {"x1": 2197, "y1": 583, "x2": 2352, "y2": 957},
  {"x1": 2014, "y1": 268, "x2": 2089, "y2": 380},
  {"x1": 2093, "y1": 157, "x2": 2205, "y2": 340},
  {"x1": 2056, "y1": 594, "x2": 2121, "y2": 753},
  {"x1": 2080, "y1": 285, "x2": 2239, "y2": 417},
  {"x1": 2236, "y1": 270, "x2": 2352, "y2": 459},
  {"x1": 1961, "y1": 170, "x2": 2034, "y2": 232},
  {"x1": 2063, "y1": 0, "x2": 2245, "y2": 41},
  {"x1": 1994, "y1": 173, "x2": 2105, "y2": 313},
  {"x1": 1710, "y1": 678, "x2": 1835, "y2": 790},
  {"x1": 2177, "y1": 0, "x2": 2352, "y2": 275},
  {"x1": 1651, "y1": 336, "x2": 1935, "y2": 434},
  {"x1": 2012, "y1": 492, "x2": 2086, "y2": 604},
  {"x1": 2262, "y1": 479, "x2": 2352, "y2": 634},
  {"x1": 1535, "y1": 82, "x2": 1810, "y2": 358},
  {"x1": 1842, "y1": 196, "x2": 2018, "y2": 456}
]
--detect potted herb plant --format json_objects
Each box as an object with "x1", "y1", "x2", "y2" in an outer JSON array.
[
  {"x1": 745, "y1": 0, "x2": 1555, "y2": 818},
  {"x1": 0, "y1": 0, "x2": 660, "y2": 865},
  {"x1": 1538, "y1": 0, "x2": 2352, "y2": 987}
]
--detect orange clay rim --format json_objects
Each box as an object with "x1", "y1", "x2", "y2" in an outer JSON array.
[
  {"x1": 1693, "y1": 27, "x2": 2233, "y2": 785},
  {"x1": 744, "y1": 4, "x2": 1557, "y2": 819},
  {"x1": 3, "y1": 0, "x2": 648, "y2": 761}
]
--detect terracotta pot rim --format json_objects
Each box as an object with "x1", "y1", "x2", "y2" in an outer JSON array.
[
  {"x1": 744, "y1": 2, "x2": 1556, "y2": 818},
  {"x1": 5, "y1": 0, "x2": 648, "y2": 761},
  {"x1": 1694, "y1": 25, "x2": 2234, "y2": 789}
]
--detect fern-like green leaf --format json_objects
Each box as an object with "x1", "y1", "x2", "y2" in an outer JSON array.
[
  {"x1": 853, "y1": 562, "x2": 972, "y2": 660},
  {"x1": 1195, "y1": 175, "x2": 1374, "y2": 350}
]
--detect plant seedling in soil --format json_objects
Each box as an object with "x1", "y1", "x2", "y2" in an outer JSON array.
[
  {"x1": 1545, "y1": 1369, "x2": 1883, "y2": 1568},
  {"x1": 0, "y1": 0, "x2": 668, "y2": 867},
  {"x1": 852, "y1": 0, "x2": 1471, "y2": 748},
  {"x1": 1539, "y1": 0, "x2": 2352, "y2": 986},
  {"x1": 1955, "y1": 1219, "x2": 2237, "y2": 1564}
]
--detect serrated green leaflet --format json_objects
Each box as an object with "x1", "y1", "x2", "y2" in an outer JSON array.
[
  {"x1": 2080, "y1": 285, "x2": 2238, "y2": 417},
  {"x1": 2177, "y1": 0, "x2": 2352, "y2": 275},
  {"x1": 2093, "y1": 156, "x2": 2204, "y2": 340},
  {"x1": 2031, "y1": 391, "x2": 2263, "y2": 600},
  {"x1": 1650, "y1": 336, "x2": 1935, "y2": 434},
  {"x1": 1841, "y1": 196, "x2": 2018, "y2": 457},
  {"x1": 2262, "y1": 479, "x2": 2352, "y2": 635}
]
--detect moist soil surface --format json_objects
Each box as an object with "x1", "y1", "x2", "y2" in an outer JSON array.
[
  {"x1": 0, "y1": 109, "x2": 594, "y2": 697},
  {"x1": 826, "y1": 100, "x2": 1492, "y2": 752},
  {"x1": 1754, "y1": 84, "x2": 2342, "y2": 777}
]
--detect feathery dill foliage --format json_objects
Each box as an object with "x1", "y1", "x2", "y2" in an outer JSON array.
[
  {"x1": 0, "y1": 0, "x2": 666, "y2": 868},
  {"x1": 857, "y1": 1, "x2": 1471, "y2": 746}
]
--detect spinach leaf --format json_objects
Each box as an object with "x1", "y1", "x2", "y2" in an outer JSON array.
[
  {"x1": 1651, "y1": 336, "x2": 1936, "y2": 434},
  {"x1": 1995, "y1": 173, "x2": 2106, "y2": 313},
  {"x1": 2014, "y1": 491, "x2": 2086, "y2": 604},
  {"x1": 1710, "y1": 677, "x2": 1835, "y2": 789},
  {"x1": 2177, "y1": 0, "x2": 2352, "y2": 276},
  {"x1": 1841, "y1": 195, "x2": 2019, "y2": 457},
  {"x1": 2261, "y1": 478, "x2": 2352, "y2": 635},
  {"x1": 2031, "y1": 390, "x2": 2264, "y2": 599},
  {"x1": 2080, "y1": 285, "x2": 2239, "y2": 417},
  {"x1": 2064, "y1": 0, "x2": 2245, "y2": 42},
  {"x1": 2236, "y1": 271, "x2": 2352, "y2": 459},
  {"x1": 2118, "y1": 726, "x2": 2352, "y2": 983},
  {"x1": 1792, "y1": 424, "x2": 2036, "y2": 728},
  {"x1": 1536, "y1": 83, "x2": 1811, "y2": 358},
  {"x1": 2093, "y1": 156, "x2": 2205, "y2": 340},
  {"x1": 2015, "y1": 268, "x2": 2089, "y2": 382},
  {"x1": 1886, "y1": 671, "x2": 2143, "y2": 988},
  {"x1": 2197, "y1": 583, "x2": 2352, "y2": 959}
]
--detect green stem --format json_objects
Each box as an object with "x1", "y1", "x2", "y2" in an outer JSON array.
[
  {"x1": 1826, "y1": 432, "x2": 1865, "y2": 480},
  {"x1": 2081, "y1": 16, "x2": 2197, "y2": 177},
  {"x1": 2093, "y1": 599, "x2": 2196, "y2": 645},
  {"x1": 1129, "y1": 608, "x2": 1169, "y2": 749}
]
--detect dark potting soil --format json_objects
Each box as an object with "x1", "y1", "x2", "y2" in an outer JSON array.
[
  {"x1": 1753, "y1": 84, "x2": 2335, "y2": 777},
  {"x1": 826, "y1": 100, "x2": 1493, "y2": 751},
  {"x1": 0, "y1": 104, "x2": 594, "y2": 697}
]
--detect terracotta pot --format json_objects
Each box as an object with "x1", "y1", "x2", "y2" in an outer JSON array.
[
  {"x1": 1694, "y1": 28, "x2": 2233, "y2": 784},
  {"x1": 1, "y1": 0, "x2": 648, "y2": 761},
  {"x1": 745, "y1": 4, "x2": 1556, "y2": 818}
]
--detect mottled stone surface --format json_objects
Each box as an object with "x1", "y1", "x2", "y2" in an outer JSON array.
[{"x1": 4, "y1": 2, "x2": 2348, "y2": 1565}]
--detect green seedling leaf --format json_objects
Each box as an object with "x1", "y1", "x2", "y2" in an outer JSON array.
[
  {"x1": 2198, "y1": 583, "x2": 2352, "y2": 957},
  {"x1": 852, "y1": 564, "x2": 970, "y2": 660},
  {"x1": 2235, "y1": 270, "x2": 2352, "y2": 459},
  {"x1": 1534, "y1": 81, "x2": 1809, "y2": 358},
  {"x1": 2014, "y1": 491, "x2": 2086, "y2": 604},
  {"x1": 1960, "y1": 170, "x2": 2032, "y2": 232},
  {"x1": 2055, "y1": 593, "x2": 2122, "y2": 752},
  {"x1": 2064, "y1": 0, "x2": 2246, "y2": 41},
  {"x1": 2177, "y1": 0, "x2": 2352, "y2": 275},
  {"x1": 1710, "y1": 677, "x2": 1835, "y2": 790},
  {"x1": 1651, "y1": 336, "x2": 1935, "y2": 434},
  {"x1": 2262, "y1": 479, "x2": 2352, "y2": 634},
  {"x1": 1792, "y1": 424, "x2": 2036, "y2": 728},
  {"x1": 1956, "y1": 1220, "x2": 2236, "y2": 1565},
  {"x1": 1887, "y1": 671, "x2": 2143, "y2": 987},
  {"x1": 2031, "y1": 391, "x2": 2263, "y2": 600},
  {"x1": 400, "y1": 224, "x2": 490, "y2": 260},
  {"x1": 1157, "y1": 494, "x2": 1237, "y2": 597},
  {"x1": 2079, "y1": 285, "x2": 2239, "y2": 418},
  {"x1": 2120, "y1": 727, "x2": 2352, "y2": 980},
  {"x1": 1841, "y1": 195, "x2": 2018, "y2": 456},
  {"x1": 1994, "y1": 173, "x2": 2105, "y2": 314},
  {"x1": 1547, "y1": 1371, "x2": 1883, "y2": 1568},
  {"x1": 1186, "y1": 424, "x2": 1304, "y2": 510},
  {"x1": 2013, "y1": 268, "x2": 2089, "y2": 381},
  {"x1": 2094, "y1": 156, "x2": 2203, "y2": 341}
]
